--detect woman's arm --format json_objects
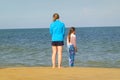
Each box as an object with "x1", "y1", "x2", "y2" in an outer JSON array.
[
  {"x1": 50, "y1": 24, "x2": 53, "y2": 35},
  {"x1": 62, "y1": 23, "x2": 65, "y2": 38}
]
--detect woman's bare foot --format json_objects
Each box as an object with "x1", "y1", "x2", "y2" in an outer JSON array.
[
  {"x1": 52, "y1": 66, "x2": 56, "y2": 69},
  {"x1": 58, "y1": 66, "x2": 62, "y2": 69}
]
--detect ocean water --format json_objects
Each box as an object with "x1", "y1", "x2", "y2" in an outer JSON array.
[{"x1": 0, "y1": 27, "x2": 120, "y2": 68}]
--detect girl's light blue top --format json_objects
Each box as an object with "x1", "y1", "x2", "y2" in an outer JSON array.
[{"x1": 50, "y1": 20, "x2": 65, "y2": 41}]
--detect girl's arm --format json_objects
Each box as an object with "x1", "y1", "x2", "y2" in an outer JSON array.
[{"x1": 67, "y1": 36, "x2": 69, "y2": 46}]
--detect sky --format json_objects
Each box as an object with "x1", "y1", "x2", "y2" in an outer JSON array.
[{"x1": 0, "y1": 0, "x2": 120, "y2": 29}]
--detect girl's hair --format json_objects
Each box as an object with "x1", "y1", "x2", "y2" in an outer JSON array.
[
  {"x1": 53, "y1": 13, "x2": 59, "y2": 21},
  {"x1": 68, "y1": 27, "x2": 75, "y2": 43}
]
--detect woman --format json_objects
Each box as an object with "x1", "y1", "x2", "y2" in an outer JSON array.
[
  {"x1": 50, "y1": 13, "x2": 65, "y2": 68},
  {"x1": 67, "y1": 27, "x2": 77, "y2": 67}
]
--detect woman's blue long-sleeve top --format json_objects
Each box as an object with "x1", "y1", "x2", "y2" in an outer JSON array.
[{"x1": 50, "y1": 20, "x2": 65, "y2": 41}]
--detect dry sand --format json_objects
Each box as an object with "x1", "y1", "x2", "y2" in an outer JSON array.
[{"x1": 0, "y1": 67, "x2": 120, "y2": 80}]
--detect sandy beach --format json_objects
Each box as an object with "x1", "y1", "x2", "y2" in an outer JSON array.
[{"x1": 0, "y1": 67, "x2": 120, "y2": 80}]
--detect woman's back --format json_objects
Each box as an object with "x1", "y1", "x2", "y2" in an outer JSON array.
[{"x1": 50, "y1": 20, "x2": 65, "y2": 41}]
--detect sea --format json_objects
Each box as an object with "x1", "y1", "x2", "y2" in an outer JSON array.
[{"x1": 0, "y1": 27, "x2": 120, "y2": 68}]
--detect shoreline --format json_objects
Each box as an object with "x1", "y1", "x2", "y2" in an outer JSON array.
[{"x1": 0, "y1": 67, "x2": 120, "y2": 80}]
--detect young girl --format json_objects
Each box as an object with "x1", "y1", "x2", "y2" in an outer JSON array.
[{"x1": 67, "y1": 27, "x2": 77, "y2": 67}]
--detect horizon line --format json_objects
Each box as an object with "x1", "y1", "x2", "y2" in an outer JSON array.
[{"x1": 0, "y1": 26, "x2": 120, "y2": 30}]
